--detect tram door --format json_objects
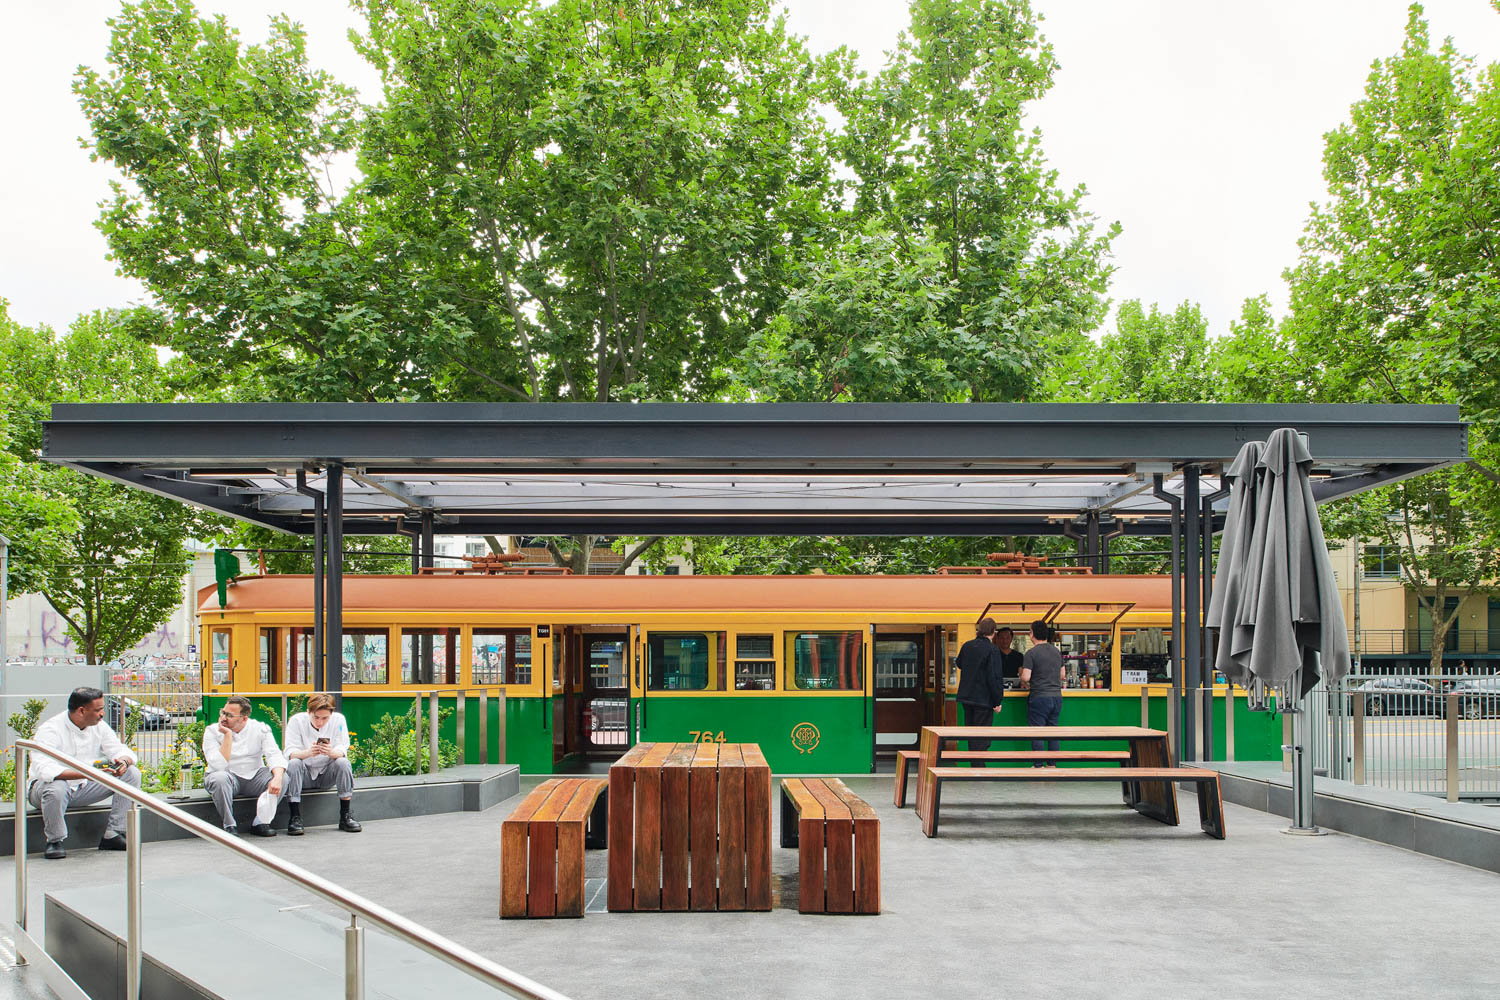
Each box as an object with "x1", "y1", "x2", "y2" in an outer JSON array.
[
  {"x1": 924, "y1": 626, "x2": 960, "y2": 727},
  {"x1": 872, "y1": 628, "x2": 927, "y2": 758},
  {"x1": 556, "y1": 625, "x2": 632, "y2": 760}
]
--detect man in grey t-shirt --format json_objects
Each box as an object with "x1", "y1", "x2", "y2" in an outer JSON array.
[{"x1": 1020, "y1": 620, "x2": 1064, "y2": 760}]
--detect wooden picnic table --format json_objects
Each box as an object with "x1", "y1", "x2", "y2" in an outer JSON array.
[
  {"x1": 607, "y1": 742, "x2": 772, "y2": 912},
  {"x1": 913, "y1": 726, "x2": 1177, "y2": 837}
]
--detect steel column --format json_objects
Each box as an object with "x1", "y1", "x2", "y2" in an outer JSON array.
[
  {"x1": 1152, "y1": 475, "x2": 1183, "y2": 759},
  {"x1": 296, "y1": 471, "x2": 325, "y2": 691},
  {"x1": 1200, "y1": 478, "x2": 1228, "y2": 759},
  {"x1": 1182, "y1": 466, "x2": 1201, "y2": 762},
  {"x1": 345, "y1": 914, "x2": 365, "y2": 1000},
  {"x1": 326, "y1": 463, "x2": 345, "y2": 703}
]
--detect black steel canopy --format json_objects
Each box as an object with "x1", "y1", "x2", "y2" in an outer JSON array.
[{"x1": 42, "y1": 402, "x2": 1467, "y2": 537}]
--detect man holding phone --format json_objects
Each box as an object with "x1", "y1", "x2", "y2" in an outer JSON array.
[
  {"x1": 283, "y1": 692, "x2": 360, "y2": 834},
  {"x1": 27, "y1": 687, "x2": 140, "y2": 859}
]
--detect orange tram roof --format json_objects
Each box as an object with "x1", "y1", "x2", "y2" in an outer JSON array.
[{"x1": 200, "y1": 573, "x2": 1174, "y2": 616}]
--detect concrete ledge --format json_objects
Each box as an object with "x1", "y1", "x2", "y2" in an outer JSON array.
[
  {"x1": 46, "y1": 874, "x2": 500, "y2": 1000},
  {"x1": 1197, "y1": 761, "x2": 1500, "y2": 874},
  {"x1": 1, "y1": 763, "x2": 518, "y2": 856}
]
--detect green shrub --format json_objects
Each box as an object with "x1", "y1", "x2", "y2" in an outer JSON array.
[
  {"x1": 1, "y1": 699, "x2": 50, "y2": 802},
  {"x1": 348, "y1": 704, "x2": 457, "y2": 777}
]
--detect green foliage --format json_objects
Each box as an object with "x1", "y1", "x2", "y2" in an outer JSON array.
[
  {"x1": 348, "y1": 704, "x2": 457, "y2": 777},
  {"x1": 0, "y1": 306, "x2": 211, "y2": 663},
  {"x1": 1, "y1": 699, "x2": 49, "y2": 802},
  {"x1": 1042, "y1": 300, "x2": 1216, "y2": 403},
  {"x1": 142, "y1": 722, "x2": 208, "y2": 794}
]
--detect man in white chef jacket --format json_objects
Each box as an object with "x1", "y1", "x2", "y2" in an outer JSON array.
[
  {"x1": 282, "y1": 692, "x2": 361, "y2": 834},
  {"x1": 202, "y1": 695, "x2": 286, "y2": 836},
  {"x1": 27, "y1": 686, "x2": 140, "y2": 860}
]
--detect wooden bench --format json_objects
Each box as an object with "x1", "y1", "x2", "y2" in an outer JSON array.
[
  {"x1": 893, "y1": 748, "x2": 1131, "y2": 807},
  {"x1": 500, "y1": 778, "x2": 609, "y2": 918},
  {"x1": 779, "y1": 778, "x2": 880, "y2": 915},
  {"x1": 922, "y1": 766, "x2": 1227, "y2": 839}
]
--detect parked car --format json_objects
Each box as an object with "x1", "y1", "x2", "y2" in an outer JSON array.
[
  {"x1": 1448, "y1": 677, "x2": 1500, "y2": 720},
  {"x1": 1351, "y1": 677, "x2": 1439, "y2": 716},
  {"x1": 105, "y1": 695, "x2": 172, "y2": 731}
]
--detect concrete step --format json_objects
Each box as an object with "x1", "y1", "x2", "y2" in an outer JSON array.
[
  {"x1": 2, "y1": 764, "x2": 519, "y2": 856},
  {"x1": 46, "y1": 874, "x2": 503, "y2": 1000}
]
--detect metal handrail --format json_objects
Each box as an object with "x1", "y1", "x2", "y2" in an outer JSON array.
[{"x1": 14, "y1": 739, "x2": 570, "y2": 1000}]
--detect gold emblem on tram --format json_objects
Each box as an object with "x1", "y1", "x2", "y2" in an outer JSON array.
[{"x1": 790, "y1": 721, "x2": 821, "y2": 754}]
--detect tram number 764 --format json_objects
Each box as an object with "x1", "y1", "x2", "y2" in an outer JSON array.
[{"x1": 687, "y1": 730, "x2": 727, "y2": 744}]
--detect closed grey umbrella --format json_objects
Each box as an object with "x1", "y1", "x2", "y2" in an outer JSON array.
[
  {"x1": 1240, "y1": 427, "x2": 1352, "y2": 698},
  {"x1": 1206, "y1": 441, "x2": 1263, "y2": 690}
]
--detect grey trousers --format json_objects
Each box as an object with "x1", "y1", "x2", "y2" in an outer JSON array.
[
  {"x1": 28, "y1": 766, "x2": 142, "y2": 843},
  {"x1": 204, "y1": 767, "x2": 281, "y2": 829},
  {"x1": 285, "y1": 757, "x2": 354, "y2": 801}
]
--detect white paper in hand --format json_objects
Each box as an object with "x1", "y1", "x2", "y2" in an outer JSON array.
[{"x1": 255, "y1": 790, "x2": 278, "y2": 826}]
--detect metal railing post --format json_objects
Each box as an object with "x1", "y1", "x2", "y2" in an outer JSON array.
[
  {"x1": 428, "y1": 690, "x2": 440, "y2": 774},
  {"x1": 280, "y1": 693, "x2": 289, "y2": 733},
  {"x1": 456, "y1": 691, "x2": 466, "y2": 766},
  {"x1": 1446, "y1": 692, "x2": 1460, "y2": 803},
  {"x1": 1282, "y1": 711, "x2": 1293, "y2": 772},
  {"x1": 14, "y1": 743, "x2": 26, "y2": 950},
  {"x1": 1352, "y1": 692, "x2": 1366, "y2": 784},
  {"x1": 1200, "y1": 687, "x2": 1213, "y2": 760},
  {"x1": 346, "y1": 914, "x2": 365, "y2": 1000},
  {"x1": 1140, "y1": 687, "x2": 1149, "y2": 729},
  {"x1": 127, "y1": 804, "x2": 142, "y2": 1000},
  {"x1": 479, "y1": 690, "x2": 488, "y2": 765},
  {"x1": 1225, "y1": 684, "x2": 1235, "y2": 762},
  {"x1": 497, "y1": 688, "x2": 507, "y2": 764}
]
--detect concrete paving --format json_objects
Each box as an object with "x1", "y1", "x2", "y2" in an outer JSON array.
[{"x1": 2, "y1": 775, "x2": 1497, "y2": 999}]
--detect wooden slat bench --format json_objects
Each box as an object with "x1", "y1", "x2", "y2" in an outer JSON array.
[
  {"x1": 893, "y1": 748, "x2": 1132, "y2": 807},
  {"x1": 500, "y1": 778, "x2": 609, "y2": 918},
  {"x1": 922, "y1": 765, "x2": 1227, "y2": 839},
  {"x1": 780, "y1": 778, "x2": 880, "y2": 915}
]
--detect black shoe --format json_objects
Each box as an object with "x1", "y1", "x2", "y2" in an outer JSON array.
[
  {"x1": 250, "y1": 823, "x2": 277, "y2": 838},
  {"x1": 44, "y1": 841, "x2": 66, "y2": 860},
  {"x1": 338, "y1": 814, "x2": 362, "y2": 833},
  {"x1": 99, "y1": 833, "x2": 127, "y2": 852},
  {"x1": 224, "y1": 826, "x2": 238, "y2": 837},
  {"x1": 287, "y1": 815, "x2": 304, "y2": 836}
]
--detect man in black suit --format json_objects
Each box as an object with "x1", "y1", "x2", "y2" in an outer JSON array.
[{"x1": 955, "y1": 618, "x2": 1006, "y2": 766}]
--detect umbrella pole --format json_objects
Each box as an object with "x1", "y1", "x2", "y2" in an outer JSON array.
[{"x1": 1284, "y1": 687, "x2": 1327, "y2": 836}]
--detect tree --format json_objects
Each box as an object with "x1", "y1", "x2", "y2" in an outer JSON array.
[
  {"x1": 823, "y1": 0, "x2": 1117, "y2": 401},
  {"x1": 1281, "y1": 4, "x2": 1500, "y2": 668},
  {"x1": 77, "y1": 0, "x2": 845, "y2": 405},
  {"x1": 0, "y1": 308, "x2": 208, "y2": 662},
  {"x1": 1040, "y1": 300, "x2": 1216, "y2": 403}
]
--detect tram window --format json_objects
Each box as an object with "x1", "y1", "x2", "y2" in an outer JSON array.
[
  {"x1": 258, "y1": 629, "x2": 280, "y2": 685},
  {"x1": 736, "y1": 634, "x2": 773, "y2": 659},
  {"x1": 785, "y1": 632, "x2": 863, "y2": 691},
  {"x1": 210, "y1": 629, "x2": 231, "y2": 685},
  {"x1": 401, "y1": 628, "x2": 458, "y2": 685},
  {"x1": 875, "y1": 640, "x2": 920, "y2": 693},
  {"x1": 471, "y1": 630, "x2": 532, "y2": 685},
  {"x1": 282, "y1": 627, "x2": 313, "y2": 685},
  {"x1": 1121, "y1": 628, "x2": 1172, "y2": 684},
  {"x1": 734, "y1": 661, "x2": 775, "y2": 690},
  {"x1": 1054, "y1": 630, "x2": 1111, "y2": 689},
  {"x1": 342, "y1": 629, "x2": 389, "y2": 685},
  {"x1": 590, "y1": 639, "x2": 627, "y2": 688},
  {"x1": 648, "y1": 632, "x2": 726, "y2": 691}
]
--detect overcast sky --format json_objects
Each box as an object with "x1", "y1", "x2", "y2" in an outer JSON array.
[{"x1": 2, "y1": 1, "x2": 1496, "y2": 340}]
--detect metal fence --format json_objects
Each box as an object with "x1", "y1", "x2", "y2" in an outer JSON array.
[{"x1": 1291, "y1": 673, "x2": 1500, "y2": 801}]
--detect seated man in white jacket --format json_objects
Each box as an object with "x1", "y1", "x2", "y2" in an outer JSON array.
[
  {"x1": 282, "y1": 692, "x2": 361, "y2": 834},
  {"x1": 27, "y1": 686, "x2": 141, "y2": 859},
  {"x1": 202, "y1": 695, "x2": 286, "y2": 836}
]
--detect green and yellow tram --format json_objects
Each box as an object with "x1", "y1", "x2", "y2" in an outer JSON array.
[{"x1": 197, "y1": 572, "x2": 1281, "y2": 773}]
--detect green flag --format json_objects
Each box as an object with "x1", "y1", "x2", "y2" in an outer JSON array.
[{"x1": 214, "y1": 549, "x2": 241, "y2": 608}]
